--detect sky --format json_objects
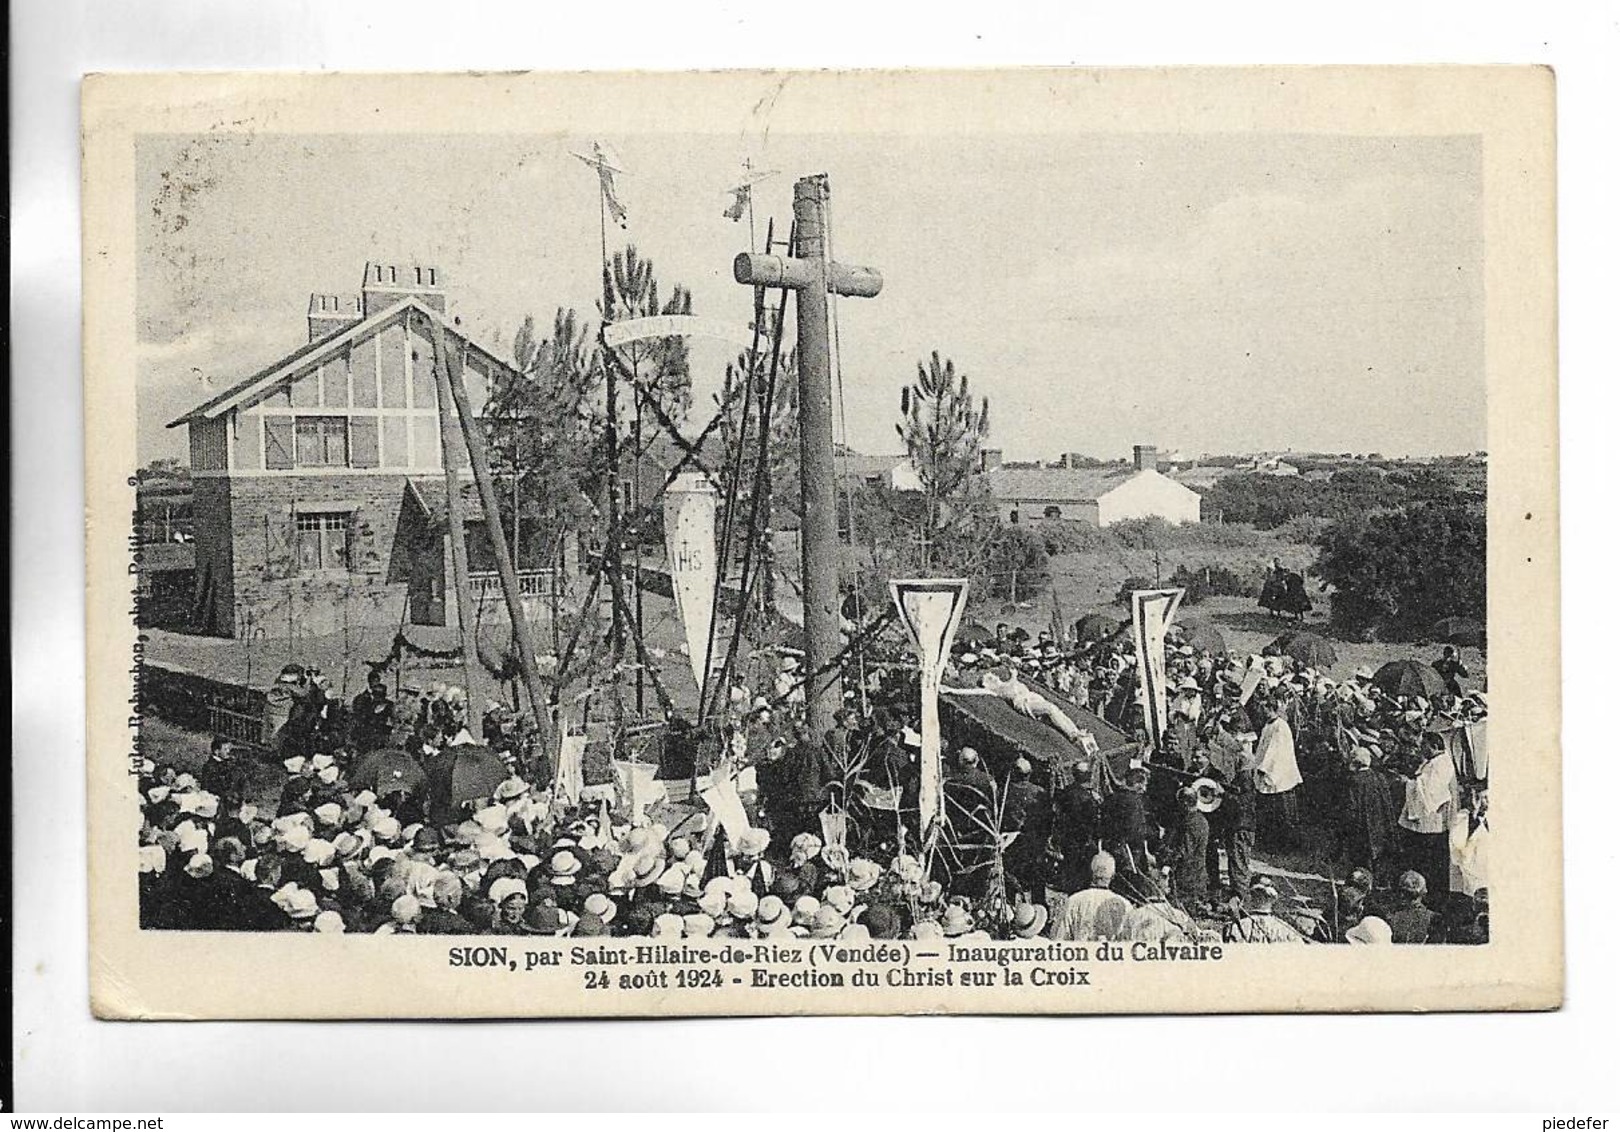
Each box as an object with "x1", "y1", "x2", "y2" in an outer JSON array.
[{"x1": 136, "y1": 129, "x2": 1483, "y2": 465}]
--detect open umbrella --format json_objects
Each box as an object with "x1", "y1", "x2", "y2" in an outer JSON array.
[
  {"x1": 1179, "y1": 623, "x2": 1228, "y2": 656},
  {"x1": 349, "y1": 747, "x2": 426, "y2": 798},
  {"x1": 1432, "y1": 616, "x2": 1486, "y2": 648},
  {"x1": 1371, "y1": 659, "x2": 1447, "y2": 700},
  {"x1": 956, "y1": 622, "x2": 995, "y2": 647},
  {"x1": 426, "y1": 743, "x2": 510, "y2": 817},
  {"x1": 1074, "y1": 612, "x2": 1124, "y2": 644},
  {"x1": 1267, "y1": 630, "x2": 1339, "y2": 669}
]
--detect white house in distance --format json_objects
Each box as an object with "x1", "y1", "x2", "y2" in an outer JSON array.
[{"x1": 983, "y1": 445, "x2": 1202, "y2": 527}]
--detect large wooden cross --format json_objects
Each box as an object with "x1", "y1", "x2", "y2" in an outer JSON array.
[{"x1": 734, "y1": 174, "x2": 882, "y2": 740}]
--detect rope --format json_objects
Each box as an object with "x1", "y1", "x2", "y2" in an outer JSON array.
[{"x1": 822, "y1": 191, "x2": 870, "y2": 711}]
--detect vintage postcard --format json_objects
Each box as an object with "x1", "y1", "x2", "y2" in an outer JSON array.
[{"x1": 83, "y1": 67, "x2": 1559, "y2": 1019}]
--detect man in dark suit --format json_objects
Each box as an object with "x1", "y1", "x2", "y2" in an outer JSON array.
[
  {"x1": 1101, "y1": 767, "x2": 1153, "y2": 871},
  {"x1": 197, "y1": 735, "x2": 247, "y2": 801},
  {"x1": 1001, "y1": 758, "x2": 1052, "y2": 904},
  {"x1": 1051, "y1": 766, "x2": 1102, "y2": 894},
  {"x1": 1340, "y1": 746, "x2": 1398, "y2": 874},
  {"x1": 350, "y1": 669, "x2": 396, "y2": 753},
  {"x1": 1206, "y1": 749, "x2": 1257, "y2": 899},
  {"x1": 1164, "y1": 787, "x2": 1211, "y2": 908}
]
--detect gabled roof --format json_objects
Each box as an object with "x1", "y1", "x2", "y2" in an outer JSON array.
[
  {"x1": 983, "y1": 465, "x2": 1201, "y2": 503},
  {"x1": 165, "y1": 297, "x2": 515, "y2": 428},
  {"x1": 984, "y1": 466, "x2": 1131, "y2": 502}
]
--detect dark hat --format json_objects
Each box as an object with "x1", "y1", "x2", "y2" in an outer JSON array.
[
  {"x1": 524, "y1": 903, "x2": 568, "y2": 934},
  {"x1": 573, "y1": 912, "x2": 609, "y2": 937},
  {"x1": 861, "y1": 903, "x2": 903, "y2": 940}
]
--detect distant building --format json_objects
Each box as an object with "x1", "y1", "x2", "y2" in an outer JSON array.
[
  {"x1": 984, "y1": 445, "x2": 1201, "y2": 527},
  {"x1": 168, "y1": 262, "x2": 563, "y2": 638},
  {"x1": 1245, "y1": 455, "x2": 1301, "y2": 477},
  {"x1": 835, "y1": 449, "x2": 923, "y2": 492}
]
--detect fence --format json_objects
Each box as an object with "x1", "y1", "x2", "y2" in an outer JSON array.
[{"x1": 141, "y1": 663, "x2": 268, "y2": 746}]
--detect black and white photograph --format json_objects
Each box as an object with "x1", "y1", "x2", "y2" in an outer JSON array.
[{"x1": 77, "y1": 67, "x2": 1559, "y2": 1020}]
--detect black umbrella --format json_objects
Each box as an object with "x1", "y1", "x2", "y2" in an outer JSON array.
[
  {"x1": 1074, "y1": 612, "x2": 1124, "y2": 644},
  {"x1": 956, "y1": 622, "x2": 995, "y2": 647},
  {"x1": 1179, "y1": 623, "x2": 1228, "y2": 656},
  {"x1": 425, "y1": 743, "x2": 510, "y2": 817},
  {"x1": 1432, "y1": 616, "x2": 1486, "y2": 648},
  {"x1": 350, "y1": 746, "x2": 427, "y2": 797},
  {"x1": 1371, "y1": 659, "x2": 1447, "y2": 700},
  {"x1": 1267, "y1": 630, "x2": 1339, "y2": 669}
]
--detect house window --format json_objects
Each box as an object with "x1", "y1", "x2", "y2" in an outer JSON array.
[
  {"x1": 294, "y1": 416, "x2": 349, "y2": 467},
  {"x1": 1009, "y1": 509, "x2": 1021, "y2": 524},
  {"x1": 296, "y1": 511, "x2": 350, "y2": 572},
  {"x1": 1043, "y1": 505, "x2": 1063, "y2": 520}
]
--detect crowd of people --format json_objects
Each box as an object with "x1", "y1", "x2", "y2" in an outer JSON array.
[{"x1": 138, "y1": 613, "x2": 1488, "y2": 947}]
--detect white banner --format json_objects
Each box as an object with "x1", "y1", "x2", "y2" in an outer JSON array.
[
  {"x1": 889, "y1": 578, "x2": 970, "y2": 841},
  {"x1": 663, "y1": 472, "x2": 720, "y2": 692},
  {"x1": 603, "y1": 314, "x2": 757, "y2": 350},
  {"x1": 1131, "y1": 588, "x2": 1185, "y2": 753}
]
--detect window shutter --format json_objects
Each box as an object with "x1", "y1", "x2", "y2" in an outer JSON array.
[
  {"x1": 265, "y1": 418, "x2": 294, "y2": 470},
  {"x1": 350, "y1": 416, "x2": 379, "y2": 468},
  {"x1": 349, "y1": 511, "x2": 381, "y2": 574},
  {"x1": 265, "y1": 512, "x2": 295, "y2": 579}
]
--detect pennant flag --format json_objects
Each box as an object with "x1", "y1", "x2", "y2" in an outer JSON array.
[
  {"x1": 700, "y1": 778, "x2": 752, "y2": 845},
  {"x1": 553, "y1": 731, "x2": 588, "y2": 805},
  {"x1": 573, "y1": 141, "x2": 629, "y2": 229},
  {"x1": 722, "y1": 160, "x2": 777, "y2": 222},
  {"x1": 723, "y1": 183, "x2": 750, "y2": 222},
  {"x1": 1130, "y1": 588, "x2": 1185, "y2": 753},
  {"x1": 889, "y1": 578, "x2": 970, "y2": 839},
  {"x1": 663, "y1": 472, "x2": 720, "y2": 693}
]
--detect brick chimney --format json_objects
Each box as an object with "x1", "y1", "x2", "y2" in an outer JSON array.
[
  {"x1": 307, "y1": 292, "x2": 363, "y2": 342},
  {"x1": 1133, "y1": 444, "x2": 1159, "y2": 473},
  {"x1": 361, "y1": 261, "x2": 447, "y2": 318},
  {"x1": 980, "y1": 448, "x2": 1004, "y2": 472}
]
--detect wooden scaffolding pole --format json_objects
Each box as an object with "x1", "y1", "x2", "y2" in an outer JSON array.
[
  {"x1": 430, "y1": 318, "x2": 478, "y2": 694},
  {"x1": 433, "y1": 318, "x2": 554, "y2": 755}
]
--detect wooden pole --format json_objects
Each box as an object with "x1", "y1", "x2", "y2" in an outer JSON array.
[
  {"x1": 435, "y1": 317, "x2": 553, "y2": 753},
  {"x1": 732, "y1": 174, "x2": 882, "y2": 740},
  {"x1": 789, "y1": 176, "x2": 843, "y2": 742},
  {"x1": 430, "y1": 319, "x2": 478, "y2": 695}
]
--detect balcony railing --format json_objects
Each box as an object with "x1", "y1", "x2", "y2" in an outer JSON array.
[{"x1": 468, "y1": 569, "x2": 561, "y2": 599}]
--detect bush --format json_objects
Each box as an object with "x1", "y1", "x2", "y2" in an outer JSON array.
[
  {"x1": 1274, "y1": 514, "x2": 1332, "y2": 545},
  {"x1": 1169, "y1": 562, "x2": 1264, "y2": 604},
  {"x1": 981, "y1": 524, "x2": 1051, "y2": 602},
  {"x1": 1032, "y1": 519, "x2": 1111, "y2": 556},
  {"x1": 1203, "y1": 468, "x2": 1471, "y2": 530},
  {"x1": 1113, "y1": 575, "x2": 1159, "y2": 604},
  {"x1": 1314, "y1": 502, "x2": 1485, "y2": 639}
]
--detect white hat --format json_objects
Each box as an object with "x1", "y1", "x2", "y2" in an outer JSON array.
[
  {"x1": 176, "y1": 822, "x2": 209, "y2": 855},
  {"x1": 473, "y1": 804, "x2": 509, "y2": 833},
  {"x1": 1346, "y1": 916, "x2": 1393, "y2": 945},
  {"x1": 488, "y1": 877, "x2": 527, "y2": 906},
  {"x1": 313, "y1": 910, "x2": 347, "y2": 933}
]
